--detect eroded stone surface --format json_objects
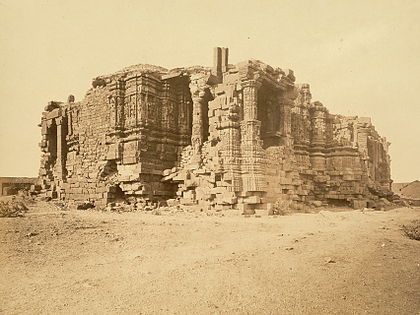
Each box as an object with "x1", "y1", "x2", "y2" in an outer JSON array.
[{"x1": 37, "y1": 48, "x2": 392, "y2": 210}]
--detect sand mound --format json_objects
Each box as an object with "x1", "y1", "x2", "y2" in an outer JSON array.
[{"x1": 393, "y1": 180, "x2": 420, "y2": 199}]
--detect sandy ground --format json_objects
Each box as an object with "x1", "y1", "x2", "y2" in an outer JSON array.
[{"x1": 0, "y1": 200, "x2": 419, "y2": 315}]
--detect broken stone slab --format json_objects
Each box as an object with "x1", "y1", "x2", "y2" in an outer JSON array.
[{"x1": 244, "y1": 196, "x2": 261, "y2": 204}]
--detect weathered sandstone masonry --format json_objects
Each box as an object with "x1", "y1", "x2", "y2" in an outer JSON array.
[{"x1": 38, "y1": 48, "x2": 392, "y2": 210}]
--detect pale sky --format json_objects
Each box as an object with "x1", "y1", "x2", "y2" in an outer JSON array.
[{"x1": 0, "y1": 0, "x2": 419, "y2": 182}]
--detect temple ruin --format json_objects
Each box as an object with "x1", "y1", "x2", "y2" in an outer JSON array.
[{"x1": 37, "y1": 48, "x2": 392, "y2": 211}]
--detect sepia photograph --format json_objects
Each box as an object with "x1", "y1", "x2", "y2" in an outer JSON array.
[{"x1": 0, "y1": 0, "x2": 419, "y2": 314}]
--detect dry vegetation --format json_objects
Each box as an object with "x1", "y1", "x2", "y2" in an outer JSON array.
[
  {"x1": 0, "y1": 198, "x2": 28, "y2": 218},
  {"x1": 402, "y1": 220, "x2": 420, "y2": 241}
]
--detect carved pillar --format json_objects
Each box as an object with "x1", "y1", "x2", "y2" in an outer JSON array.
[
  {"x1": 108, "y1": 96, "x2": 116, "y2": 129},
  {"x1": 161, "y1": 81, "x2": 170, "y2": 131},
  {"x1": 310, "y1": 102, "x2": 328, "y2": 170},
  {"x1": 135, "y1": 76, "x2": 139, "y2": 127},
  {"x1": 310, "y1": 102, "x2": 327, "y2": 146},
  {"x1": 67, "y1": 109, "x2": 73, "y2": 136},
  {"x1": 189, "y1": 75, "x2": 208, "y2": 158},
  {"x1": 282, "y1": 99, "x2": 292, "y2": 136},
  {"x1": 302, "y1": 105, "x2": 310, "y2": 145},
  {"x1": 240, "y1": 80, "x2": 265, "y2": 193},
  {"x1": 177, "y1": 82, "x2": 188, "y2": 135},
  {"x1": 293, "y1": 84, "x2": 311, "y2": 147},
  {"x1": 243, "y1": 80, "x2": 258, "y2": 121},
  {"x1": 45, "y1": 119, "x2": 54, "y2": 155},
  {"x1": 191, "y1": 91, "x2": 206, "y2": 153},
  {"x1": 277, "y1": 88, "x2": 295, "y2": 147},
  {"x1": 55, "y1": 117, "x2": 65, "y2": 179},
  {"x1": 170, "y1": 83, "x2": 178, "y2": 132},
  {"x1": 116, "y1": 79, "x2": 125, "y2": 129},
  {"x1": 241, "y1": 80, "x2": 262, "y2": 146}
]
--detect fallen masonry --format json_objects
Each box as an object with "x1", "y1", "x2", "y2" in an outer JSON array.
[{"x1": 36, "y1": 48, "x2": 393, "y2": 212}]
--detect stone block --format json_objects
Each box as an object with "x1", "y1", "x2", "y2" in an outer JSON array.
[
  {"x1": 237, "y1": 203, "x2": 255, "y2": 214},
  {"x1": 352, "y1": 199, "x2": 367, "y2": 209},
  {"x1": 244, "y1": 196, "x2": 261, "y2": 204}
]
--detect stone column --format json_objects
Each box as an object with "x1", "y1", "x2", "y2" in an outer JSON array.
[
  {"x1": 213, "y1": 47, "x2": 222, "y2": 80},
  {"x1": 55, "y1": 117, "x2": 64, "y2": 179},
  {"x1": 162, "y1": 81, "x2": 171, "y2": 131},
  {"x1": 189, "y1": 76, "x2": 208, "y2": 159},
  {"x1": 221, "y1": 47, "x2": 229, "y2": 73},
  {"x1": 310, "y1": 102, "x2": 327, "y2": 146},
  {"x1": 282, "y1": 99, "x2": 292, "y2": 136},
  {"x1": 243, "y1": 80, "x2": 258, "y2": 121},
  {"x1": 240, "y1": 80, "x2": 265, "y2": 193},
  {"x1": 191, "y1": 91, "x2": 206, "y2": 153},
  {"x1": 116, "y1": 79, "x2": 125, "y2": 129},
  {"x1": 178, "y1": 82, "x2": 190, "y2": 136},
  {"x1": 309, "y1": 102, "x2": 327, "y2": 170},
  {"x1": 241, "y1": 80, "x2": 262, "y2": 150}
]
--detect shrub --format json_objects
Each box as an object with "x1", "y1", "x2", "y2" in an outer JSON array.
[
  {"x1": 0, "y1": 200, "x2": 28, "y2": 217},
  {"x1": 401, "y1": 220, "x2": 420, "y2": 241},
  {"x1": 273, "y1": 199, "x2": 292, "y2": 216}
]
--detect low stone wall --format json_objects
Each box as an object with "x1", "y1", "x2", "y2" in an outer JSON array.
[{"x1": 0, "y1": 177, "x2": 37, "y2": 196}]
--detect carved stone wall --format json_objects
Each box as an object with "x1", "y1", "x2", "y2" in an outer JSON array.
[
  {"x1": 38, "y1": 67, "x2": 193, "y2": 206},
  {"x1": 38, "y1": 48, "x2": 392, "y2": 210}
]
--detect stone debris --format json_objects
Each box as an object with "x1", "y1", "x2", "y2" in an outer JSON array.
[
  {"x1": 36, "y1": 48, "x2": 393, "y2": 212},
  {"x1": 325, "y1": 257, "x2": 336, "y2": 264},
  {"x1": 76, "y1": 201, "x2": 95, "y2": 210},
  {"x1": 25, "y1": 232, "x2": 38, "y2": 237}
]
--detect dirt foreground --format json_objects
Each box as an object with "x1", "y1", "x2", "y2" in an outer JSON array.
[{"x1": 1, "y1": 200, "x2": 419, "y2": 314}]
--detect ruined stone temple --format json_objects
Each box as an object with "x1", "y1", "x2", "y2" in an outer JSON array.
[{"x1": 37, "y1": 48, "x2": 392, "y2": 210}]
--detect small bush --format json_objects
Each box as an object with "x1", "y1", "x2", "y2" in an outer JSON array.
[
  {"x1": 0, "y1": 200, "x2": 28, "y2": 217},
  {"x1": 401, "y1": 220, "x2": 420, "y2": 241},
  {"x1": 273, "y1": 200, "x2": 292, "y2": 216}
]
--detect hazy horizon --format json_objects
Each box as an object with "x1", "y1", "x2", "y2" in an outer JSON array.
[{"x1": 1, "y1": 0, "x2": 419, "y2": 182}]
